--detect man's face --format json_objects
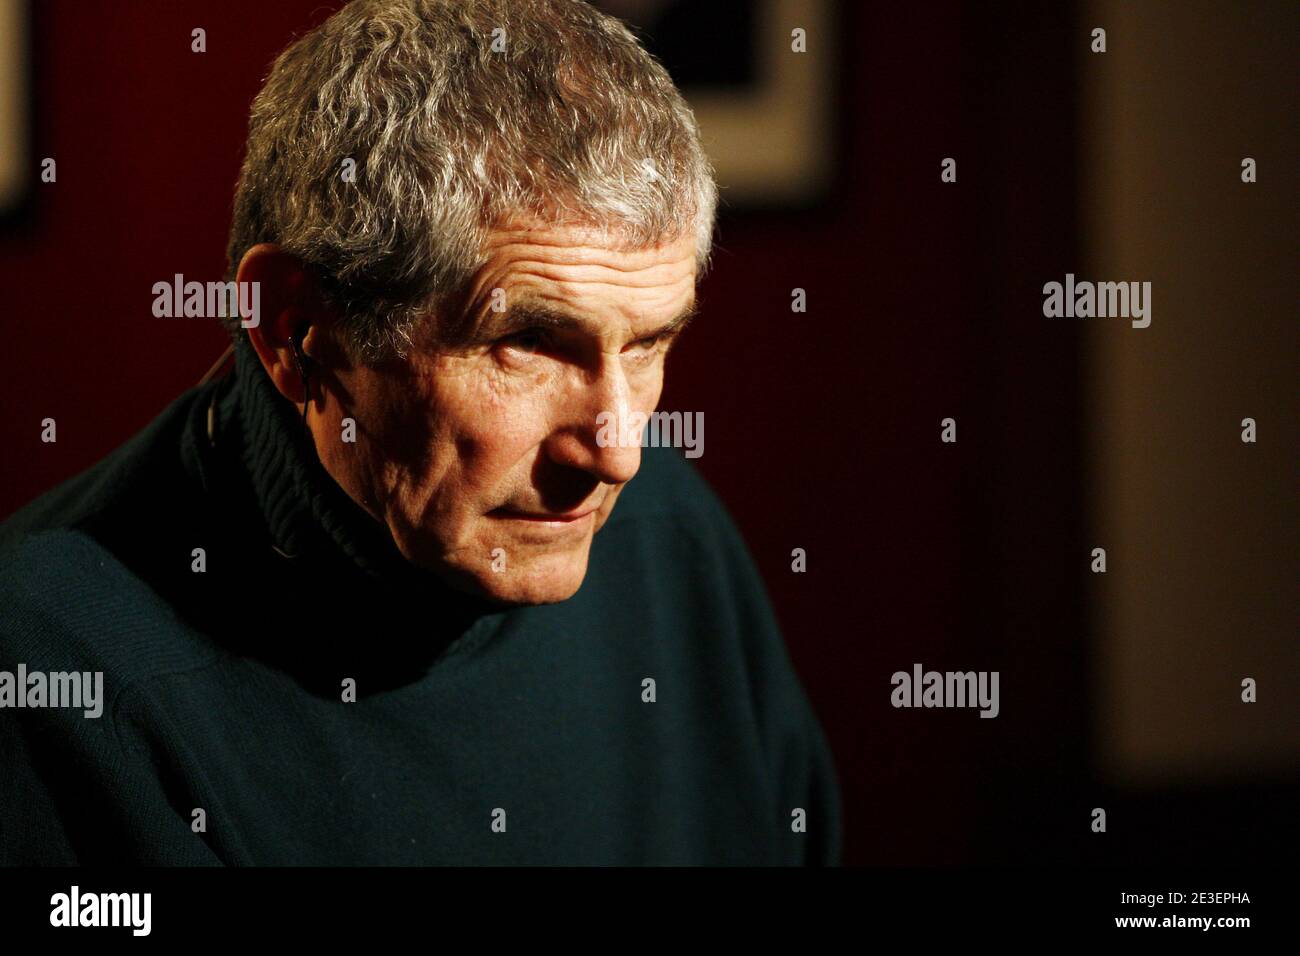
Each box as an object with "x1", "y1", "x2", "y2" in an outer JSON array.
[{"x1": 319, "y1": 220, "x2": 698, "y2": 605}]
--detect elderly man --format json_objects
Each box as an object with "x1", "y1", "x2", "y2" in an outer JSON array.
[{"x1": 0, "y1": 0, "x2": 840, "y2": 865}]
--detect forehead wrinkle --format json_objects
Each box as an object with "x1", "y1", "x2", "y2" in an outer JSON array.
[
  {"x1": 491, "y1": 289, "x2": 697, "y2": 338},
  {"x1": 488, "y1": 263, "x2": 693, "y2": 311},
  {"x1": 458, "y1": 258, "x2": 693, "y2": 327},
  {"x1": 482, "y1": 228, "x2": 696, "y2": 267},
  {"x1": 458, "y1": 228, "x2": 698, "y2": 343},
  {"x1": 484, "y1": 236, "x2": 666, "y2": 262},
  {"x1": 491, "y1": 258, "x2": 696, "y2": 289}
]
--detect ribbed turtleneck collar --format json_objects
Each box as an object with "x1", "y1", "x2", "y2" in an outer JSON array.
[
  {"x1": 230, "y1": 335, "x2": 397, "y2": 579},
  {"x1": 217, "y1": 335, "x2": 495, "y2": 624}
]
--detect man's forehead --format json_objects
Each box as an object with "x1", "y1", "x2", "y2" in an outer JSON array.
[
  {"x1": 489, "y1": 294, "x2": 698, "y2": 331},
  {"x1": 455, "y1": 284, "x2": 696, "y2": 348},
  {"x1": 477, "y1": 219, "x2": 699, "y2": 274},
  {"x1": 430, "y1": 220, "x2": 698, "y2": 342}
]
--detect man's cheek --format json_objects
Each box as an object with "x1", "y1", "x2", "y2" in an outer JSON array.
[
  {"x1": 458, "y1": 407, "x2": 553, "y2": 482},
  {"x1": 452, "y1": 426, "x2": 533, "y2": 488}
]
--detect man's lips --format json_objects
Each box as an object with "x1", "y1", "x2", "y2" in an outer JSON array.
[{"x1": 490, "y1": 507, "x2": 597, "y2": 523}]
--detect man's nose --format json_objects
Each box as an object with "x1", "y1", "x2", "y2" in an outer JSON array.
[{"x1": 544, "y1": 358, "x2": 643, "y2": 486}]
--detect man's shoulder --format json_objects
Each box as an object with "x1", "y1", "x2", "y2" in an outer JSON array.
[
  {"x1": 0, "y1": 527, "x2": 162, "y2": 630},
  {"x1": 0, "y1": 385, "x2": 223, "y2": 680},
  {"x1": 0, "y1": 527, "x2": 223, "y2": 694},
  {"x1": 0, "y1": 384, "x2": 208, "y2": 549}
]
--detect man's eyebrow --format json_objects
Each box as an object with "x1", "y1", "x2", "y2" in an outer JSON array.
[
  {"x1": 481, "y1": 304, "x2": 582, "y2": 336},
  {"x1": 650, "y1": 301, "x2": 699, "y2": 338},
  {"x1": 480, "y1": 300, "x2": 699, "y2": 339}
]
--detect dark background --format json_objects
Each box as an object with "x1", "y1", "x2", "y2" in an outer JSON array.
[{"x1": 1, "y1": 1, "x2": 1294, "y2": 866}]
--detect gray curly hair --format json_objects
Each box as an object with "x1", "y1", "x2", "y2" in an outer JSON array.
[{"x1": 223, "y1": 0, "x2": 718, "y2": 362}]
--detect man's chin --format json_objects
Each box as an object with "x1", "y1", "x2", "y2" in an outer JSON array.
[
  {"x1": 477, "y1": 568, "x2": 588, "y2": 606},
  {"x1": 443, "y1": 548, "x2": 593, "y2": 607}
]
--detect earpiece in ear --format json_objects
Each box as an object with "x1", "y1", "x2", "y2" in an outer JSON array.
[
  {"x1": 289, "y1": 324, "x2": 313, "y2": 430},
  {"x1": 289, "y1": 324, "x2": 312, "y2": 377}
]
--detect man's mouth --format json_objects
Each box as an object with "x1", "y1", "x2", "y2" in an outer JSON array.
[{"x1": 489, "y1": 507, "x2": 597, "y2": 524}]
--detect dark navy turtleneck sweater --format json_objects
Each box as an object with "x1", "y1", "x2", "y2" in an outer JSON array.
[{"x1": 0, "y1": 340, "x2": 841, "y2": 865}]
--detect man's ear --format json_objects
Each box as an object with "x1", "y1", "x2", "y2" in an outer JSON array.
[{"x1": 236, "y1": 244, "x2": 332, "y2": 403}]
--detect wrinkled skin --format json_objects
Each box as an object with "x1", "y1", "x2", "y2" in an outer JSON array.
[{"x1": 244, "y1": 220, "x2": 698, "y2": 605}]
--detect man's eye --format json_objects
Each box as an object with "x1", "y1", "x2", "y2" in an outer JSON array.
[
  {"x1": 626, "y1": 333, "x2": 672, "y2": 359},
  {"x1": 500, "y1": 329, "x2": 547, "y2": 353}
]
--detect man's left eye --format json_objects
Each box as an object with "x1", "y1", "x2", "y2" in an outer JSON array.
[
  {"x1": 627, "y1": 334, "x2": 664, "y2": 354},
  {"x1": 501, "y1": 329, "x2": 546, "y2": 353}
]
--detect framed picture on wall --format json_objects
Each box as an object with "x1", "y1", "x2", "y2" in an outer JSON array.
[
  {"x1": 593, "y1": 0, "x2": 838, "y2": 209},
  {"x1": 0, "y1": 0, "x2": 30, "y2": 217}
]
